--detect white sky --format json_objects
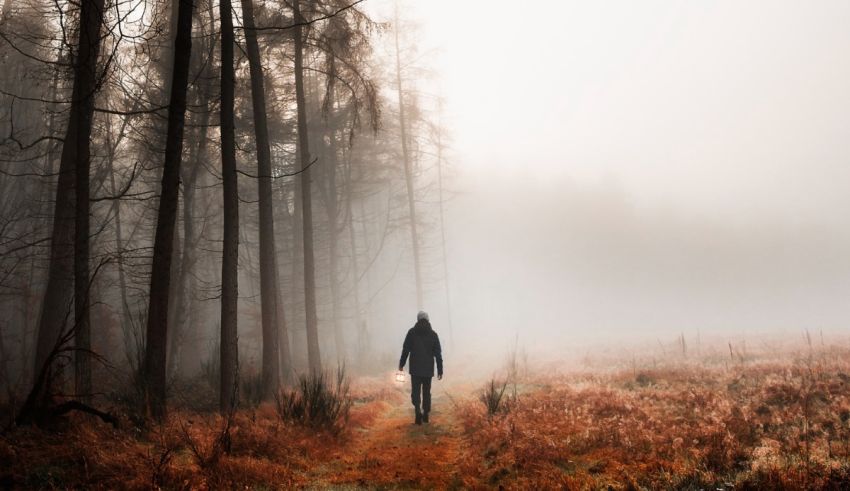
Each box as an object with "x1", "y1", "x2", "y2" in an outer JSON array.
[{"x1": 370, "y1": 0, "x2": 850, "y2": 221}]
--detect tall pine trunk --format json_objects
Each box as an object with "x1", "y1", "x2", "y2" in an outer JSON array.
[
  {"x1": 275, "y1": 263, "x2": 293, "y2": 381},
  {"x1": 33, "y1": 0, "x2": 106, "y2": 401},
  {"x1": 1, "y1": 0, "x2": 11, "y2": 21},
  {"x1": 326, "y1": 133, "x2": 345, "y2": 363},
  {"x1": 104, "y1": 107, "x2": 135, "y2": 362},
  {"x1": 345, "y1": 147, "x2": 365, "y2": 361},
  {"x1": 435, "y1": 108, "x2": 453, "y2": 347},
  {"x1": 240, "y1": 0, "x2": 286, "y2": 397},
  {"x1": 172, "y1": 0, "x2": 215, "y2": 376},
  {"x1": 219, "y1": 0, "x2": 240, "y2": 412},
  {"x1": 29, "y1": 46, "x2": 63, "y2": 390},
  {"x1": 107, "y1": 153, "x2": 133, "y2": 360},
  {"x1": 142, "y1": 0, "x2": 194, "y2": 420},
  {"x1": 393, "y1": 10, "x2": 423, "y2": 309},
  {"x1": 166, "y1": 121, "x2": 203, "y2": 378},
  {"x1": 293, "y1": 0, "x2": 321, "y2": 375}
]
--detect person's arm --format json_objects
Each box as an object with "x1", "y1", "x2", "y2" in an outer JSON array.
[
  {"x1": 398, "y1": 330, "x2": 412, "y2": 371},
  {"x1": 434, "y1": 333, "x2": 443, "y2": 379}
]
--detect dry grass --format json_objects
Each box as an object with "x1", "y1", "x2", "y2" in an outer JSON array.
[
  {"x1": 2, "y1": 346, "x2": 850, "y2": 489},
  {"x1": 457, "y1": 351, "x2": 850, "y2": 489}
]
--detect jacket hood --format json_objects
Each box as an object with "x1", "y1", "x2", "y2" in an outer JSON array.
[{"x1": 413, "y1": 319, "x2": 432, "y2": 331}]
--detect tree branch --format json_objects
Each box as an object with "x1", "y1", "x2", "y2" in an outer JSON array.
[
  {"x1": 245, "y1": 0, "x2": 366, "y2": 32},
  {"x1": 234, "y1": 156, "x2": 319, "y2": 179}
]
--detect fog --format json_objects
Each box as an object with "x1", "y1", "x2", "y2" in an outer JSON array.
[
  {"x1": 3, "y1": 1, "x2": 850, "y2": 484},
  {"x1": 2, "y1": 0, "x2": 849, "y2": 405},
  {"x1": 361, "y1": 0, "x2": 850, "y2": 359}
]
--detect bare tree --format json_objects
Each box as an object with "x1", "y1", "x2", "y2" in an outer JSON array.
[
  {"x1": 143, "y1": 0, "x2": 195, "y2": 419},
  {"x1": 293, "y1": 0, "x2": 322, "y2": 375},
  {"x1": 393, "y1": 5, "x2": 423, "y2": 309},
  {"x1": 240, "y1": 0, "x2": 286, "y2": 396},
  {"x1": 34, "y1": 0, "x2": 107, "y2": 402},
  {"x1": 219, "y1": 0, "x2": 240, "y2": 412}
]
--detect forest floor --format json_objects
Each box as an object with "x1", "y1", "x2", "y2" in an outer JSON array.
[
  {"x1": 3, "y1": 344, "x2": 850, "y2": 489},
  {"x1": 308, "y1": 388, "x2": 467, "y2": 489}
]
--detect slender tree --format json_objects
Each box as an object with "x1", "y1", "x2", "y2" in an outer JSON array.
[
  {"x1": 293, "y1": 0, "x2": 322, "y2": 374},
  {"x1": 219, "y1": 0, "x2": 240, "y2": 412},
  {"x1": 240, "y1": 0, "x2": 286, "y2": 396},
  {"x1": 34, "y1": 0, "x2": 106, "y2": 400},
  {"x1": 393, "y1": 6, "x2": 423, "y2": 308},
  {"x1": 325, "y1": 130, "x2": 345, "y2": 363},
  {"x1": 1, "y1": 0, "x2": 12, "y2": 21},
  {"x1": 434, "y1": 102, "x2": 453, "y2": 347},
  {"x1": 142, "y1": 0, "x2": 195, "y2": 419},
  {"x1": 167, "y1": 0, "x2": 216, "y2": 379}
]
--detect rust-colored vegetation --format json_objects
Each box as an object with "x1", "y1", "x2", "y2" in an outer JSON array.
[{"x1": 3, "y1": 343, "x2": 850, "y2": 489}]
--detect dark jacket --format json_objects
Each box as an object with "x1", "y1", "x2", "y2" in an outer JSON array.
[{"x1": 399, "y1": 320, "x2": 443, "y2": 378}]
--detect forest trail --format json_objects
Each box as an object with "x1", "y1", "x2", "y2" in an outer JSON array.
[{"x1": 309, "y1": 388, "x2": 467, "y2": 489}]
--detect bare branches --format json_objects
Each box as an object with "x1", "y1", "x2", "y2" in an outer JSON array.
[
  {"x1": 245, "y1": 0, "x2": 367, "y2": 33},
  {"x1": 0, "y1": 30, "x2": 71, "y2": 67},
  {"x1": 94, "y1": 104, "x2": 167, "y2": 116},
  {"x1": 235, "y1": 156, "x2": 319, "y2": 179},
  {"x1": 90, "y1": 161, "x2": 142, "y2": 202}
]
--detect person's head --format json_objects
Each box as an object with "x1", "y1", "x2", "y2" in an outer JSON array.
[{"x1": 417, "y1": 311, "x2": 429, "y2": 322}]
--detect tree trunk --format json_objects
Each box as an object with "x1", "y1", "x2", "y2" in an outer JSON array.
[
  {"x1": 435, "y1": 107, "x2": 453, "y2": 347},
  {"x1": 293, "y1": 0, "x2": 321, "y2": 375},
  {"x1": 103, "y1": 102, "x2": 135, "y2": 366},
  {"x1": 159, "y1": 0, "x2": 182, "y2": 105},
  {"x1": 33, "y1": 0, "x2": 106, "y2": 402},
  {"x1": 172, "y1": 0, "x2": 216, "y2": 377},
  {"x1": 107, "y1": 156, "x2": 133, "y2": 362},
  {"x1": 1, "y1": 0, "x2": 12, "y2": 22},
  {"x1": 73, "y1": 128, "x2": 91, "y2": 401},
  {"x1": 27, "y1": 48, "x2": 63, "y2": 389},
  {"x1": 290, "y1": 149, "x2": 307, "y2": 373},
  {"x1": 240, "y1": 0, "x2": 285, "y2": 397},
  {"x1": 325, "y1": 130, "x2": 345, "y2": 363},
  {"x1": 175, "y1": 93, "x2": 211, "y2": 376},
  {"x1": 275, "y1": 263, "x2": 293, "y2": 382},
  {"x1": 166, "y1": 123, "x2": 203, "y2": 379},
  {"x1": 142, "y1": 0, "x2": 194, "y2": 420},
  {"x1": 345, "y1": 149, "x2": 365, "y2": 361},
  {"x1": 219, "y1": 0, "x2": 240, "y2": 413},
  {"x1": 393, "y1": 10, "x2": 423, "y2": 309}
]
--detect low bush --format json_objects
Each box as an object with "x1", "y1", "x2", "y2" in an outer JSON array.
[
  {"x1": 480, "y1": 378, "x2": 508, "y2": 416},
  {"x1": 275, "y1": 366, "x2": 351, "y2": 435},
  {"x1": 240, "y1": 371, "x2": 264, "y2": 408}
]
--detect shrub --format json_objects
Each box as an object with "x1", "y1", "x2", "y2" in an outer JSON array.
[
  {"x1": 480, "y1": 378, "x2": 508, "y2": 416},
  {"x1": 275, "y1": 366, "x2": 351, "y2": 435},
  {"x1": 240, "y1": 371, "x2": 264, "y2": 409},
  {"x1": 200, "y1": 341, "x2": 220, "y2": 392}
]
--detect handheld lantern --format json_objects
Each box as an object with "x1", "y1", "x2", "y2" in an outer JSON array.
[{"x1": 395, "y1": 371, "x2": 406, "y2": 383}]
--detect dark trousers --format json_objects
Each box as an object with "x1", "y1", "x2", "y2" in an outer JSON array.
[{"x1": 411, "y1": 375, "x2": 432, "y2": 414}]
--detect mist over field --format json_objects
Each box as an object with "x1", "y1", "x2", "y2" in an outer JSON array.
[
  {"x1": 366, "y1": 0, "x2": 850, "y2": 361},
  {"x1": 447, "y1": 171, "x2": 850, "y2": 351}
]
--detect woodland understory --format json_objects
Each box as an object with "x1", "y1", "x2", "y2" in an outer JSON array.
[{"x1": 2, "y1": 343, "x2": 850, "y2": 490}]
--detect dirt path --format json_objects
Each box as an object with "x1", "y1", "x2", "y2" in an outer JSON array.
[{"x1": 308, "y1": 389, "x2": 467, "y2": 489}]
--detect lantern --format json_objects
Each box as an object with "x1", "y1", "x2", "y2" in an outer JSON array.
[{"x1": 395, "y1": 371, "x2": 406, "y2": 383}]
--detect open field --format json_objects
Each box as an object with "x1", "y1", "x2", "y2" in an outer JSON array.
[{"x1": 2, "y1": 342, "x2": 850, "y2": 490}]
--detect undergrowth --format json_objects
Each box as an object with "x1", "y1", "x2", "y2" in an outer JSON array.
[{"x1": 275, "y1": 366, "x2": 351, "y2": 435}]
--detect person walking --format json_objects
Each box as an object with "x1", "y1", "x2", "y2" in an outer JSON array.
[{"x1": 398, "y1": 311, "x2": 443, "y2": 425}]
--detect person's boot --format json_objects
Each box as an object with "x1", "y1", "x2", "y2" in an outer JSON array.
[
  {"x1": 414, "y1": 408, "x2": 422, "y2": 425},
  {"x1": 422, "y1": 412, "x2": 429, "y2": 424}
]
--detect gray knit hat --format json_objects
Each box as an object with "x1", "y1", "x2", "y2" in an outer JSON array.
[{"x1": 417, "y1": 310, "x2": 429, "y2": 321}]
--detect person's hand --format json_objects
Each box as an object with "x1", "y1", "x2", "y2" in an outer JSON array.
[
  {"x1": 398, "y1": 365, "x2": 403, "y2": 372},
  {"x1": 438, "y1": 374, "x2": 443, "y2": 381}
]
